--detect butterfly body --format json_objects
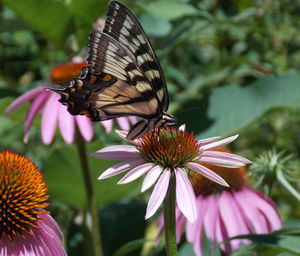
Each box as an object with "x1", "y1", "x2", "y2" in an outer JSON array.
[{"x1": 42, "y1": 1, "x2": 175, "y2": 140}]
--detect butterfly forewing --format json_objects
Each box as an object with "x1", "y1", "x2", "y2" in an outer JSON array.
[{"x1": 102, "y1": 1, "x2": 169, "y2": 111}]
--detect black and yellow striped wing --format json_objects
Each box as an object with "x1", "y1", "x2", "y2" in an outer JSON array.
[{"x1": 42, "y1": 1, "x2": 174, "y2": 140}]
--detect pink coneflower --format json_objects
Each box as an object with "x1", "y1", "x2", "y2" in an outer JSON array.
[
  {"x1": 90, "y1": 127, "x2": 251, "y2": 223},
  {"x1": 0, "y1": 150, "x2": 66, "y2": 256},
  {"x1": 4, "y1": 62, "x2": 136, "y2": 145},
  {"x1": 156, "y1": 148, "x2": 282, "y2": 256}
]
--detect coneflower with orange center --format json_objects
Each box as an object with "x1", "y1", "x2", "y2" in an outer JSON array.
[
  {"x1": 156, "y1": 148, "x2": 282, "y2": 256},
  {"x1": 0, "y1": 151, "x2": 66, "y2": 256},
  {"x1": 90, "y1": 126, "x2": 251, "y2": 223}
]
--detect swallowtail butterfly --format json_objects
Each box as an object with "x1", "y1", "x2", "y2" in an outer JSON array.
[{"x1": 42, "y1": 1, "x2": 175, "y2": 140}]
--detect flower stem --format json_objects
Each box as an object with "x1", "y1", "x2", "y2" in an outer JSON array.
[
  {"x1": 75, "y1": 127, "x2": 103, "y2": 256},
  {"x1": 163, "y1": 172, "x2": 178, "y2": 256}
]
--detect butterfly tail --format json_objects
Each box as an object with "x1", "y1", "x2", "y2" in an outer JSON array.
[{"x1": 39, "y1": 81, "x2": 66, "y2": 92}]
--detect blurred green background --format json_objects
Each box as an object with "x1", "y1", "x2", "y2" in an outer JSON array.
[{"x1": 1, "y1": 0, "x2": 300, "y2": 255}]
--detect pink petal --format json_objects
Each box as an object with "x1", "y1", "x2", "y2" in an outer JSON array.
[
  {"x1": 243, "y1": 187, "x2": 282, "y2": 230},
  {"x1": 201, "y1": 135, "x2": 239, "y2": 151},
  {"x1": 176, "y1": 209, "x2": 186, "y2": 243},
  {"x1": 203, "y1": 195, "x2": 218, "y2": 241},
  {"x1": 175, "y1": 168, "x2": 197, "y2": 223},
  {"x1": 116, "y1": 117, "x2": 130, "y2": 131},
  {"x1": 23, "y1": 91, "x2": 49, "y2": 143},
  {"x1": 4, "y1": 87, "x2": 44, "y2": 115},
  {"x1": 141, "y1": 165, "x2": 163, "y2": 192},
  {"x1": 58, "y1": 104, "x2": 75, "y2": 144},
  {"x1": 118, "y1": 163, "x2": 153, "y2": 184},
  {"x1": 88, "y1": 145, "x2": 140, "y2": 160},
  {"x1": 197, "y1": 136, "x2": 221, "y2": 146},
  {"x1": 98, "y1": 159, "x2": 144, "y2": 179},
  {"x1": 115, "y1": 129, "x2": 139, "y2": 144},
  {"x1": 145, "y1": 169, "x2": 170, "y2": 219},
  {"x1": 185, "y1": 162, "x2": 229, "y2": 187},
  {"x1": 200, "y1": 151, "x2": 251, "y2": 164},
  {"x1": 41, "y1": 93, "x2": 60, "y2": 145},
  {"x1": 233, "y1": 189, "x2": 269, "y2": 234},
  {"x1": 215, "y1": 210, "x2": 231, "y2": 254},
  {"x1": 128, "y1": 116, "x2": 137, "y2": 124},
  {"x1": 101, "y1": 120, "x2": 113, "y2": 133},
  {"x1": 75, "y1": 115, "x2": 93, "y2": 142},
  {"x1": 197, "y1": 156, "x2": 246, "y2": 168},
  {"x1": 218, "y1": 191, "x2": 251, "y2": 250}
]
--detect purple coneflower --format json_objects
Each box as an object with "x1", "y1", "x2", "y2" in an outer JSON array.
[
  {"x1": 0, "y1": 150, "x2": 66, "y2": 256},
  {"x1": 90, "y1": 126, "x2": 251, "y2": 223},
  {"x1": 4, "y1": 61, "x2": 136, "y2": 145},
  {"x1": 156, "y1": 148, "x2": 282, "y2": 256}
]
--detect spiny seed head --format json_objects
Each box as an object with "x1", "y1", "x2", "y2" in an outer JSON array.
[
  {"x1": 0, "y1": 151, "x2": 49, "y2": 240},
  {"x1": 191, "y1": 149, "x2": 248, "y2": 196},
  {"x1": 138, "y1": 128, "x2": 201, "y2": 169}
]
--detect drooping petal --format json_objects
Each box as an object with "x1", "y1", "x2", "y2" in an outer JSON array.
[
  {"x1": 203, "y1": 195, "x2": 218, "y2": 242},
  {"x1": 88, "y1": 145, "x2": 140, "y2": 160},
  {"x1": 58, "y1": 104, "x2": 75, "y2": 144},
  {"x1": 41, "y1": 93, "x2": 60, "y2": 145},
  {"x1": 4, "y1": 87, "x2": 44, "y2": 115},
  {"x1": 118, "y1": 163, "x2": 153, "y2": 184},
  {"x1": 128, "y1": 116, "x2": 137, "y2": 124},
  {"x1": 218, "y1": 191, "x2": 251, "y2": 250},
  {"x1": 197, "y1": 156, "x2": 246, "y2": 168},
  {"x1": 201, "y1": 135, "x2": 239, "y2": 151},
  {"x1": 141, "y1": 165, "x2": 163, "y2": 192},
  {"x1": 200, "y1": 151, "x2": 251, "y2": 164},
  {"x1": 100, "y1": 119, "x2": 113, "y2": 133},
  {"x1": 215, "y1": 209, "x2": 231, "y2": 255},
  {"x1": 75, "y1": 115, "x2": 93, "y2": 142},
  {"x1": 23, "y1": 91, "x2": 49, "y2": 143},
  {"x1": 98, "y1": 159, "x2": 144, "y2": 180},
  {"x1": 175, "y1": 168, "x2": 197, "y2": 223},
  {"x1": 185, "y1": 162, "x2": 229, "y2": 187},
  {"x1": 233, "y1": 188, "x2": 269, "y2": 234},
  {"x1": 242, "y1": 187, "x2": 282, "y2": 231},
  {"x1": 145, "y1": 169, "x2": 170, "y2": 219},
  {"x1": 116, "y1": 117, "x2": 130, "y2": 131}
]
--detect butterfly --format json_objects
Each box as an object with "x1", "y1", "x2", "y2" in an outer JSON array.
[{"x1": 42, "y1": 1, "x2": 175, "y2": 140}]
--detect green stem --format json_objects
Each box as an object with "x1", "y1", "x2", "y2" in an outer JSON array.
[
  {"x1": 163, "y1": 172, "x2": 178, "y2": 256},
  {"x1": 75, "y1": 128, "x2": 103, "y2": 256}
]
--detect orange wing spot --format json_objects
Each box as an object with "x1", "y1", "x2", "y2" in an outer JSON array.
[
  {"x1": 103, "y1": 75, "x2": 112, "y2": 81},
  {"x1": 80, "y1": 110, "x2": 91, "y2": 118},
  {"x1": 89, "y1": 75, "x2": 97, "y2": 83}
]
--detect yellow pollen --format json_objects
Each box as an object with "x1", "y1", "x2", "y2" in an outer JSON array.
[{"x1": 0, "y1": 151, "x2": 49, "y2": 240}]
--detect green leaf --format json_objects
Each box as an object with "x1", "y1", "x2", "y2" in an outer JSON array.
[
  {"x1": 2, "y1": 0, "x2": 73, "y2": 45},
  {"x1": 144, "y1": 0, "x2": 198, "y2": 20},
  {"x1": 224, "y1": 232, "x2": 300, "y2": 255},
  {"x1": 43, "y1": 139, "x2": 140, "y2": 210},
  {"x1": 68, "y1": 0, "x2": 110, "y2": 47},
  {"x1": 180, "y1": 74, "x2": 300, "y2": 138},
  {"x1": 140, "y1": 14, "x2": 171, "y2": 37}
]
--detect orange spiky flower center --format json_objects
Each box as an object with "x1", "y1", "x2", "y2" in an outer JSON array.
[
  {"x1": 191, "y1": 148, "x2": 248, "y2": 196},
  {"x1": 138, "y1": 128, "x2": 201, "y2": 169},
  {"x1": 50, "y1": 62, "x2": 87, "y2": 86},
  {"x1": 0, "y1": 151, "x2": 49, "y2": 240}
]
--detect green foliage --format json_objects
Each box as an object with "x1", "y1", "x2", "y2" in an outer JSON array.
[{"x1": 1, "y1": 0, "x2": 300, "y2": 255}]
